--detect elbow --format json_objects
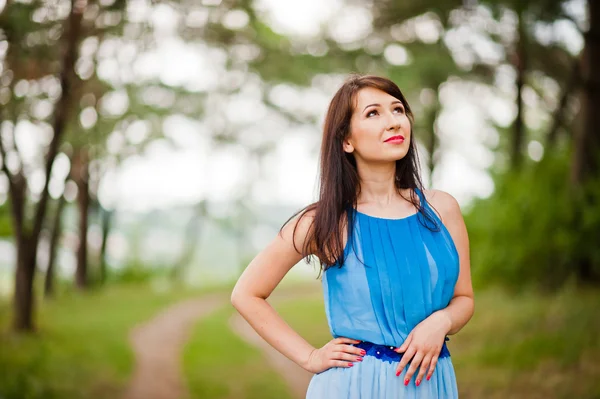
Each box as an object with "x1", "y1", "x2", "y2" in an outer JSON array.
[
  {"x1": 230, "y1": 288, "x2": 242, "y2": 311},
  {"x1": 230, "y1": 286, "x2": 249, "y2": 312},
  {"x1": 464, "y1": 295, "x2": 475, "y2": 323},
  {"x1": 231, "y1": 287, "x2": 265, "y2": 313}
]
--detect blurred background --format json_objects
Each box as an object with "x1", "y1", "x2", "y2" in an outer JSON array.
[{"x1": 0, "y1": 0, "x2": 599, "y2": 398}]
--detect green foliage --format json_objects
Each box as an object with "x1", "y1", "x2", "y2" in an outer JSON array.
[
  {"x1": 107, "y1": 261, "x2": 163, "y2": 285},
  {"x1": 466, "y1": 152, "x2": 600, "y2": 290}
]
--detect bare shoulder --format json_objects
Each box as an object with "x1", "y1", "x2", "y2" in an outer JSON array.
[
  {"x1": 281, "y1": 206, "x2": 317, "y2": 254},
  {"x1": 284, "y1": 207, "x2": 316, "y2": 234},
  {"x1": 232, "y1": 206, "x2": 317, "y2": 302},
  {"x1": 421, "y1": 189, "x2": 462, "y2": 224},
  {"x1": 422, "y1": 190, "x2": 473, "y2": 303}
]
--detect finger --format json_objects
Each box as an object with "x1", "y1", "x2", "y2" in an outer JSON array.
[
  {"x1": 334, "y1": 337, "x2": 361, "y2": 345},
  {"x1": 329, "y1": 359, "x2": 356, "y2": 368},
  {"x1": 337, "y1": 344, "x2": 366, "y2": 357},
  {"x1": 332, "y1": 351, "x2": 364, "y2": 362},
  {"x1": 426, "y1": 356, "x2": 439, "y2": 381},
  {"x1": 403, "y1": 351, "x2": 424, "y2": 386},
  {"x1": 395, "y1": 334, "x2": 412, "y2": 353},
  {"x1": 395, "y1": 346, "x2": 416, "y2": 377},
  {"x1": 415, "y1": 354, "x2": 432, "y2": 387}
]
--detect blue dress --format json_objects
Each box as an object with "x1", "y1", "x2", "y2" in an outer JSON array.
[{"x1": 306, "y1": 188, "x2": 460, "y2": 398}]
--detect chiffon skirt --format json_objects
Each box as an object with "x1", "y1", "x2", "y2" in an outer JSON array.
[{"x1": 305, "y1": 355, "x2": 458, "y2": 398}]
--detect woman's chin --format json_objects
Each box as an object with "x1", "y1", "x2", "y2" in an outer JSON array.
[{"x1": 389, "y1": 149, "x2": 410, "y2": 161}]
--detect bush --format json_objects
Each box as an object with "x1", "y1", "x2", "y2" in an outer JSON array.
[{"x1": 466, "y1": 153, "x2": 600, "y2": 291}]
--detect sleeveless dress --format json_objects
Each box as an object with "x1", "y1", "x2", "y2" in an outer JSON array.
[{"x1": 306, "y1": 188, "x2": 460, "y2": 398}]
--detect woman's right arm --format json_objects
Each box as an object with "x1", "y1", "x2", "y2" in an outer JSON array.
[{"x1": 230, "y1": 210, "x2": 364, "y2": 373}]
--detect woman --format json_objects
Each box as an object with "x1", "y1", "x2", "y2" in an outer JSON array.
[{"x1": 231, "y1": 74, "x2": 474, "y2": 398}]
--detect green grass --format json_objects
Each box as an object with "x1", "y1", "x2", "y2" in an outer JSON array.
[
  {"x1": 271, "y1": 295, "x2": 330, "y2": 348},
  {"x1": 2, "y1": 279, "x2": 598, "y2": 399},
  {"x1": 183, "y1": 305, "x2": 293, "y2": 399},
  {"x1": 275, "y1": 287, "x2": 600, "y2": 399},
  {"x1": 0, "y1": 281, "x2": 219, "y2": 399},
  {"x1": 450, "y1": 286, "x2": 600, "y2": 399}
]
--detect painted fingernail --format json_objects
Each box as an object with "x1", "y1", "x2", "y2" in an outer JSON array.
[
  {"x1": 356, "y1": 357, "x2": 363, "y2": 362},
  {"x1": 404, "y1": 379, "x2": 409, "y2": 386},
  {"x1": 348, "y1": 362, "x2": 353, "y2": 367},
  {"x1": 416, "y1": 380, "x2": 421, "y2": 387},
  {"x1": 426, "y1": 376, "x2": 431, "y2": 381},
  {"x1": 360, "y1": 350, "x2": 366, "y2": 355},
  {"x1": 395, "y1": 370, "x2": 401, "y2": 377}
]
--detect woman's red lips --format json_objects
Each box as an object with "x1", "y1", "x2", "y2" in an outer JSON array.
[{"x1": 384, "y1": 135, "x2": 405, "y2": 143}]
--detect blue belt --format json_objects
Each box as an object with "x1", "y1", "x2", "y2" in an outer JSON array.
[{"x1": 352, "y1": 337, "x2": 450, "y2": 364}]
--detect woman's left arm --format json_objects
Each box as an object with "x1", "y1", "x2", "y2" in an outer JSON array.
[
  {"x1": 434, "y1": 189, "x2": 475, "y2": 335},
  {"x1": 394, "y1": 189, "x2": 474, "y2": 386}
]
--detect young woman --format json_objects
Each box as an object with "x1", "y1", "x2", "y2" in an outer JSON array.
[{"x1": 231, "y1": 75, "x2": 474, "y2": 398}]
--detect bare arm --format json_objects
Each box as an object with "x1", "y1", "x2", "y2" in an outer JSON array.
[
  {"x1": 231, "y1": 212, "x2": 315, "y2": 369},
  {"x1": 231, "y1": 211, "x2": 363, "y2": 372},
  {"x1": 428, "y1": 189, "x2": 475, "y2": 335}
]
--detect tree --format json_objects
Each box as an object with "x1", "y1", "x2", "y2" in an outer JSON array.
[
  {"x1": 44, "y1": 161, "x2": 71, "y2": 298},
  {"x1": 569, "y1": 0, "x2": 600, "y2": 283},
  {"x1": 0, "y1": 0, "x2": 85, "y2": 331},
  {"x1": 571, "y1": 0, "x2": 600, "y2": 186}
]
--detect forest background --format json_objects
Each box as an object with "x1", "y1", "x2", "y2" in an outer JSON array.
[{"x1": 0, "y1": 0, "x2": 599, "y2": 398}]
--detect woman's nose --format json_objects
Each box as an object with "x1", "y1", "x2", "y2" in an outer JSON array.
[{"x1": 386, "y1": 113, "x2": 401, "y2": 130}]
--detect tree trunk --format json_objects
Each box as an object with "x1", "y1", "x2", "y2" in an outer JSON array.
[
  {"x1": 44, "y1": 195, "x2": 66, "y2": 298},
  {"x1": 10, "y1": 0, "x2": 85, "y2": 331},
  {"x1": 571, "y1": 0, "x2": 600, "y2": 185},
  {"x1": 99, "y1": 206, "x2": 112, "y2": 284},
  {"x1": 13, "y1": 235, "x2": 37, "y2": 331},
  {"x1": 74, "y1": 148, "x2": 90, "y2": 289},
  {"x1": 568, "y1": 1, "x2": 600, "y2": 285},
  {"x1": 511, "y1": 11, "x2": 527, "y2": 169},
  {"x1": 545, "y1": 57, "x2": 581, "y2": 149}
]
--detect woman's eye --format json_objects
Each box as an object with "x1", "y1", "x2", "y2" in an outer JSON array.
[
  {"x1": 394, "y1": 106, "x2": 404, "y2": 113},
  {"x1": 367, "y1": 110, "x2": 378, "y2": 117}
]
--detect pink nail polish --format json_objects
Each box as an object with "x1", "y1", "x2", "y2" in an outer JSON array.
[
  {"x1": 356, "y1": 357, "x2": 363, "y2": 362},
  {"x1": 426, "y1": 376, "x2": 431, "y2": 381},
  {"x1": 348, "y1": 362, "x2": 353, "y2": 367},
  {"x1": 404, "y1": 379, "x2": 409, "y2": 386},
  {"x1": 416, "y1": 380, "x2": 421, "y2": 387},
  {"x1": 395, "y1": 370, "x2": 401, "y2": 377},
  {"x1": 360, "y1": 350, "x2": 366, "y2": 355}
]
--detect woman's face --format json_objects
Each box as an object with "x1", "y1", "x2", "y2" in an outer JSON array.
[{"x1": 343, "y1": 87, "x2": 411, "y2": 163}]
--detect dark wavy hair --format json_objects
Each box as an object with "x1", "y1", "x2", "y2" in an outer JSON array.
[{"x1": 283, "y1": 74, "x2": 440, "y2": 272}]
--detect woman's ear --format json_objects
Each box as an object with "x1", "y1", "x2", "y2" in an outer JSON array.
[{"x1": 343, "y1": 139, "x2": 354, "y2": 154}]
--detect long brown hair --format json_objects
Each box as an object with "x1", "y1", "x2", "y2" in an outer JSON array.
[{"x1": 283, "y1": 74, "x2": 439, "y2": 272}]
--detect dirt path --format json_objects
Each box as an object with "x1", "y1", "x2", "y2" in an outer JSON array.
[
  {"x1": 229, "y1": 286, "x2": 322, "y2": 399},
  {"x1": 123, "y1": 293, "x2": 226, "y2": 399}
]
